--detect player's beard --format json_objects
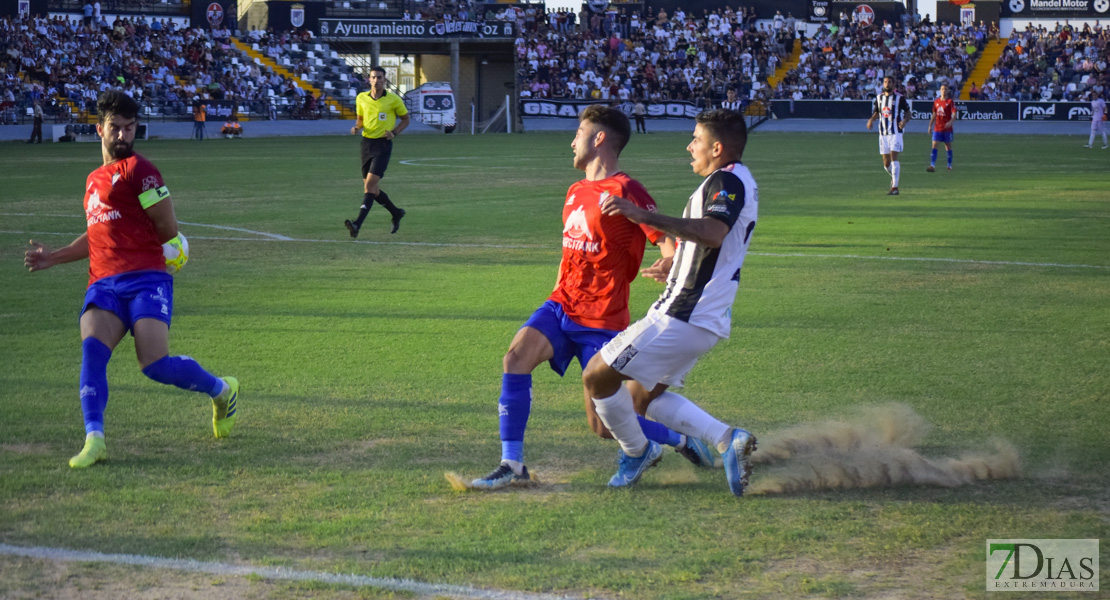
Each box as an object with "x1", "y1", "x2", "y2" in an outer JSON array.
[{"x1": 108, "y1": 140, "x2": 134, "y2": 160}]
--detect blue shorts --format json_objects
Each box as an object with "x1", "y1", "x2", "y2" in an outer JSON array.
[
  {"x1": 523, "y1": 300, "x2": 620, "y2": 377},
  {"x1": 82, "y1": 270, "x2": 174, "y2": 332},
  {"x1": 932, "y1": 131, "x2": 954, "y2": 144}
]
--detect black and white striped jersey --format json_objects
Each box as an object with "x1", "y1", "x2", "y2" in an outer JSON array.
[
  {"x1": 872, "y1": 92, "x2": 911, "y2": 135},
  {"x1": 649, "y1": 162, "x2": 758, "y2": 338},
  {"x1": 721, "y1": 100, "x2": 744, "y2": 112}
]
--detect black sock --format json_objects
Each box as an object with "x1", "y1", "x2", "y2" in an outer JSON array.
[
  {"x1": 353, "y1": 193, "x2": 375, "y2": 227},
  {"x1": 375, "y1": 191, "x2": 402, "y2": 217}
]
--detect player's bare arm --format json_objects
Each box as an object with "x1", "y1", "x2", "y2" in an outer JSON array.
[
  {"x1": 866, "y1": 111, "x2": 878, "y2": 130},
  {"x1": 385, "y1": 113, "x2": 410, "y2": 140},
  {"x1": 927, "y1": 113, "x2": 936, "y2": 132},
  {"x1": 144, "y1": 196, "x2": 179, "y2": 244},
  {"x1": 25, "y1": 233, "x2": 90, "y2": 272},
  {"x1": 350, "y1": 115, "x2": 363, "y2": 135},
  {"x1": 601, "y1": 196, "x2": 729, "y2": 248}
]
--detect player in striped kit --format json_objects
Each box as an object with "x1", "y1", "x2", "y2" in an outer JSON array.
[
  {"x1": 866, "y1": 77, "x2": 911, "y2": 195},
  {"x1": 582, "y1": 109, "x2": 759, "y2": 496}
]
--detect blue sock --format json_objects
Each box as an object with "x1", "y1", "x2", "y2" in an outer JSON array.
[
  {"x1": 639, "y1": 416, "x2": 683, "y2": 447},
  {"x1": 80, "y1": 337, "x2": 112, "y2": 435},
  {"x1": 142, "y1": 355, "x2": 224, "y2": 397},
  {"x1": 498, "y1": 373, "x2": 532, "y2": 464},
  {"x1": 930, "y1": 148, "x2": 937, "y2": 166},
  {"x1": 946, "y1": 149, "x2": 953, "y2": 167}
]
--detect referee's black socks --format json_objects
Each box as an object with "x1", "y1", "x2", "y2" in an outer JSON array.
[
  {"x1": 375, "y1": 191, "x2": 402, "y2": 218},
  {"x1": 353, "y1": 192, "x2": 375, "y2": 228}
]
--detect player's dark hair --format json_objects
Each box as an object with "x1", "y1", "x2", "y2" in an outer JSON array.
[
  {"x1": 97, "y1": 90, "x2": 140, "y2": 124},
  {"x1": 696, "y1": 109, "x2": 747, "y2": 159},
  {"x1": 369, "y1": 65, "x2": 386, "y2": 76},
  {"x1": 580, "y1": 104, "x2": 630, "y2": 153}
]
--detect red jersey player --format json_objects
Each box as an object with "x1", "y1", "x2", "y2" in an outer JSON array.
[
  {"x1": 24, "y1": 91, "x2": 239, "y2": 468},
  {"x1": 461, "y1": 105, "x2": 718, "y2": 490},
  {"x1": 927, "y1": 83, "x2": 957, "y2": 172}
]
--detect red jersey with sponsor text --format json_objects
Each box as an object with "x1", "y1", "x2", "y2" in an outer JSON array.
[
  {"x1": 549, "y1": 172, "x2": 664, "y2": 330},
  {"x1": 933, "y1": 98, "x2": 955, "y2": 132},
  {"x1": 84, "y1": 153, "x2": 168, "y2": 286}
]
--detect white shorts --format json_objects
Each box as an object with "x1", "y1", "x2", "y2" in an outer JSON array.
[
  {"x1": 599, "y1": 311, "x2": 721, "y2": 390},
  {"x1": 1092, "y1": 119, "x2": 1105, "y2": 133},
  {"x1": 879, "y1": 133, "x2": 904, "y2": 155}
]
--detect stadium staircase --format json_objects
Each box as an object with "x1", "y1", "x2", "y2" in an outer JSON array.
[
  {"x1": 765, "y1": 38, "x2": 803, "y2": 93},
  {"x1": 747, "y1": 37, "x2": 802, "y2": 120},
  {"x1": 229, "y1": 37, "x2": 357, "y2": 119},
  {"x1": 961, "y1": 39, "x2": 1007, "y2": 100}
]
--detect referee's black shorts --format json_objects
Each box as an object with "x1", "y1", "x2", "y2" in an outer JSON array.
[{"x1": 360, "y1": 136, "x2": 393, "y2": 179}]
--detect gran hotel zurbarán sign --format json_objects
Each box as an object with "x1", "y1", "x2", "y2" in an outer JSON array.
[{"x1": 317, "y1": 19, "x2": 515, "y2": 39}]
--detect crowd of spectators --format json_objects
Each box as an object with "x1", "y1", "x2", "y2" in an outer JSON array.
[
  {"x1": 774, "y1": 14, "x2": 992, "y2": 101},
  {"x1": 516, "y1": 5, "x2": 793, "y2": 107},
  {"x1": 975, "y1": 21, "x2": 1109, "y2": 101},
  {"x1": 1, "y1": 14, "x2": 304, "y2": 124}
]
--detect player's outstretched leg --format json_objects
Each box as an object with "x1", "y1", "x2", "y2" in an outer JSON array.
[
  {"x1": 638, "y1": 417, "x2": 717, "y2": 467},
  {"x1": 212, "y1": 376, "x2": 239, "y2": 438},
  {"x1": 141, "y1": 355, "x2": 238, "y2": 438}
]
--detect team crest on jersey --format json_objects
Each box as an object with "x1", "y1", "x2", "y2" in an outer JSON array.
[
  {"x1": 111, "y1": 172, "x2": 121, "y2": 186},
  {"x1": 598, "y1": 191, "x2": 610, "y2": 206},
  {"x1": 566, "y1": 194, "x2": 576, "y2": 206}
]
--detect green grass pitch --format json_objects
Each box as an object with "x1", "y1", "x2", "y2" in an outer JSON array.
[{"x1": 0, "y1": 130, "x2": 1107, "y2": 599}]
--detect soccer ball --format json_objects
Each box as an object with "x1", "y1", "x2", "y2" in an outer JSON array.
[{"x1": 163, "y1": 233, "x2": 189, "y2": 275}]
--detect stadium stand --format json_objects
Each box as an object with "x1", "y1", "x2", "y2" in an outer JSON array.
[
  {"x1": 773, "y1": 18, "x2": 990, "y2": 101},
  {"x1": 516, "y1": 5, "x2": 794, "y2": 111},
  {"x1": 0, "y1": 13, "x2": 362, "y2": 125},
  {"x1": 971, "y1": 22, "x2": 1109, "y2": 101}
]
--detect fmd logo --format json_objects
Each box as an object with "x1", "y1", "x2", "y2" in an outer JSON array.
[
  {"x1": 986, "y1": 539, "x2": 1098, "y2": 591},
  {"x1": 1022, "y1": 104, "x2": 1056, "y2": 119}
]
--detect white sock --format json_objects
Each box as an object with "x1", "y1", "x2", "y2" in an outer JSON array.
[
  {"x1": 644, "y1": 391, "x2": 731, "y2": 451},
  {"x1": 87, "y1": 431, "x2": 104, "y2": 440},
  {"x1": 891, "y1": 161, "x2": 900, "y2": 187},
  {"x1": 883, "y1": 163, "x2": 891, "y2": 174},
  {"x1": 502, "y1": 459, "x2": 524, "y2": 475},
  {"x1": 213, "y1": 379, "x2": 230, "y2": 399},
  {"x1": 592, "y1": 386, "x2": 649, "y2": 457},
  {"x1": 1090, "y1": 132, "x2": 1096, "y2": 146}
]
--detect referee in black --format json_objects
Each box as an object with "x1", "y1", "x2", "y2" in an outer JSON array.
[{"x1": 345, "y1": 66, "x2": 409, "y2": 237}]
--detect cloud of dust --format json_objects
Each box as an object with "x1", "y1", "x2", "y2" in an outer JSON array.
[{"x1": 746, "y1": 404, "x2": 1021, "y2": 495}]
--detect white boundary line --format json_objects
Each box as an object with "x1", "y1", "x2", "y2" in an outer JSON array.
[
  {"x1": 2, "y1": 213, "x2": 1106, "y2": 269},
  {"x1": 0, "y1": 543, "x2": 585, "y2": 600}
]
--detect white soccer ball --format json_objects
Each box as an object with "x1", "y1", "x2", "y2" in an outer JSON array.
[{"x1": 163, "y1": 233, "x2": 189, "y2": 275}]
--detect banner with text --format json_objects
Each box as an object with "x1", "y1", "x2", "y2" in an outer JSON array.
[
  {"x1": 767, "y1": 100, "x2": 1100, "y2": 121},
  {"x1": 317, "y1": 19, "x2": 515, "y2": 39},
  {"x1": 520, "y1": 99, "x2": 703, "y2": 119},
  {"x1": 1001, "y1": 0, "x2": 1109, "y2": 18}
]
